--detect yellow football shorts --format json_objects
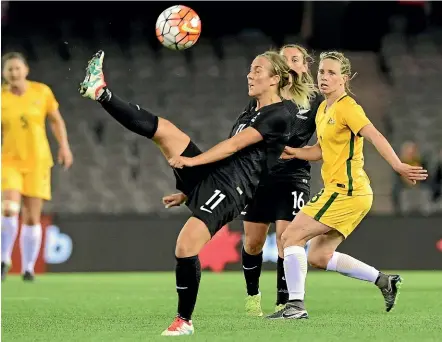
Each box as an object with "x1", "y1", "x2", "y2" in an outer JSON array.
[
  {"x1": 2, "y1": 165, "x2": 52, "y2": 200},
  {"x1": 301, "y1": 188, "x2": 373, "y2": 238}
]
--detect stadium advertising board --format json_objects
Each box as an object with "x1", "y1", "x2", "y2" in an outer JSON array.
[{"x1": 9, "y1": 214, "x2": 442, "y2": 273}]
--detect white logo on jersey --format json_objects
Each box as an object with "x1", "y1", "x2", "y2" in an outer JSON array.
[
  {"x1": 251, "y1": 112, "x2": 261, "y2": 123},
  {"x1": 235, "y1": 123, "x2": 247, "y2": 135},
  {"x1": 296, "y1": 108, "x2": 309, "y2": 120}
]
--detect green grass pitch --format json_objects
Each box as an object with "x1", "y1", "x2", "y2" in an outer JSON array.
[{"x1": 2, "y1": 271, "x2": 442, "y2": 341}]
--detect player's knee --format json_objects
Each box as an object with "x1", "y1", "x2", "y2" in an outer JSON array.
[
  {"x1": 243, "y1": 228, "x2": 267, "y2": 255},
  {"x1": 243, "y1": 237, "x2": 265, "y2": 255},
  {"x1": 2, "y1": 200, "x2": 20, "y2": 217},
  {"x1": 175, "y1": 240, "x2": 201, "y2": 258},
  {"x1": 156, "y1": 118, "x2": 181, "y2": 141},
  {"x1": 175, "y1": 243, "x2": 190, "y2": 258},
  {"x1": 22, "y1": 217, "x2": 40, "y2": 226},
  {"x1": 281, "y1": 220, "x2": 312, "y2": 249},
  {"x1": 157, "y1": 118, "x2": 173, "y2": 131},
  {"x1": 276, "y1": 229, "x2": 285, "y2": 248},
  {"x1": 307, "y1": 251, "x2": 332, "y2": 270},
  {"x1": 281, "y1": 229, "x2": 297, "y2": 248}
]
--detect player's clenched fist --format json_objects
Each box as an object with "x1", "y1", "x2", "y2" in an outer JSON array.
[{"x1": 162, "y1": 193, "x2": 187, "y2": 208}]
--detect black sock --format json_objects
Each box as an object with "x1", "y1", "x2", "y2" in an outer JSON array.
[
  {"x1": 276, "y1": 256, "x2": 289, "y2": 305},
  {"x1": 98, "y1": 88, "x2": 159, "y2": 139},
  {"x1": 242, "y1": 247, "x2": 263, "y2": 296},
  {"x1": 175, "y1": 255, "x2": 201, "y2": 321}
]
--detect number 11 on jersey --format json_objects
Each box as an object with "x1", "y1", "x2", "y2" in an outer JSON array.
[{"x1": 200, "y1": 189, "x2": 226, "y2": 214}]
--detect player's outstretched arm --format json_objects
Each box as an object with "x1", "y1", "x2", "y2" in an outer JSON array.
[
  {"x1": 359, "y1": 124, "x2": 428, "y2": 184},
  {"x1": 281, "y1": 141, "x2": 322, "y2": 161},
  {"x1": 168, "y1": 127, "x2": 263, "y2": 168}
]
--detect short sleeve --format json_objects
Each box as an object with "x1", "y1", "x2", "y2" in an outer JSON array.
[
  {"x1": 45, "y1": 85, "x2": 59, "y2": 113},
  {"x1": 251, "y1": 109, "x2": 288, "y2": 144},
  {"x1": 340, "y1": 103, "x2": 371, "y2": 135}
]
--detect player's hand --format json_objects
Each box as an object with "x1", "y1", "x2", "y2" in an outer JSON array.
[
  {"x1": 162, "y1": 193, "x2": 187, "y2": 208},
  {"x1": 58, "y1": 145, "x2": 73, "y2": 170},
  {"x1": 280, "y1": 146, "x2": 296, "y2": 160},
  {"x1": 168, "y1": 156, "x2": 194, "y2": 169},
  {"x1": 394, "y1": 162, "x2": 428, "y2": 185}
]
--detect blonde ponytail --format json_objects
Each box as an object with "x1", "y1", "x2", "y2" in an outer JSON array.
[{"x1": 259, "y1": 51, "x2": 315, "y2": 110}]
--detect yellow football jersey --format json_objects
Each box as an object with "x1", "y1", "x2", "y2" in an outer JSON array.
[
  {"x1": 1, "y1": 81, "x2": 58, "y2": 170},
  {"x1": 316, "y1": 94, "x2": 372, "y2": 196}
]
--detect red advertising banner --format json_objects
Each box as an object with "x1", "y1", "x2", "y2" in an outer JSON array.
[{"x1": 199, "y1": 226, "x2": 242, "y2": 272}]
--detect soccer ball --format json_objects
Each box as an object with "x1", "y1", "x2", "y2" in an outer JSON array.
[{"x1": 155, "y1": 5, "x2": 202, "y2": 51}]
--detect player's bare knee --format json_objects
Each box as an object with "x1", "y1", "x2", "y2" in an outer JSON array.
[
  {"x1": 280, "y1": 230, "x2": 289, "y2": 247},
  {"x1": 281, "y1": 226, "x2": 301, "y2": 248},
  {"x1": 275, "y1": 233, "x2": 284, "y2": 256},
  {"x1": 307, "y1": 251, "x2": 332, "y2": 270},
  {"x1": 2, "y1": 200, "x2": 20, "y2": 217},
  {"x1": 175, "y1": 242, "x2": 198, "y2": 258},
  {"x1": 154, "y1": 118, "x2": 190, "y2": 158},
  {"x1": 22, "y1": 217, "x2": 40, "y2": 226},
  {"x1": 243, "y1": 222, "x2": 268, "y2": 254},
  {"x1": 244, "y1": 237, "x2": 265, "y2": 255},
  {"x1": 155, "y1": 118, "x2": 173, "y2": 137},
  {"x1": 276, "y1": 229, "x2": 285, "y2": 248},
  {"x1": 156, "y1": 118, "x2": 187, "y2": 143}
]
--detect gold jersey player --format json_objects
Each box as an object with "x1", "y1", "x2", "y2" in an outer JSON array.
[
  {"x1": 267, "y1": 51, "x2": 428, "y2": 320},
  {"x1": 1, "y1": 52, "x2": 73, "y2": 281}
]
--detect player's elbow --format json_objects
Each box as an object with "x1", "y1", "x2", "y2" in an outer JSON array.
[
  {"x1": 231, "y1": 141, "x2": 242, "y2": 154},
  {"x1": 50, "y1": 116, "x2": 66, "y2": 129},
  {"x1": 313, "y1": 154, "x2": 323, "y2": 162}
]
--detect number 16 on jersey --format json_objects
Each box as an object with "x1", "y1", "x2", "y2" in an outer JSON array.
[{"x1": 292, "y1": 191, "x2": 305, "y2": 216}]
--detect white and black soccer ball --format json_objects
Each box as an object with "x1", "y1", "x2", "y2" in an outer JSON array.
[{"x1": 155, "y1": 5, "x2": 202, "y2": 51}]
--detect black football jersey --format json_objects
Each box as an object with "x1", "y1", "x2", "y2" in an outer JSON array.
[
  {"x1": 269, "y1": 93, "x2": 323, "y2": 184},
  {"x1": 213, "y1": 101, "x2": 291, "y2": 202}
]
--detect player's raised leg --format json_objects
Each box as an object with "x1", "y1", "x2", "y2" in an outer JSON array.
[
  {"x1": 1, "y1": 189, "x2": 21, "y2": 281},
  {"x1": 79, "y1": 51, "x2": 191, "y2": 160},
  {"x1": 161, "y1": 217, "x2": 211, "y2": 336},
  {"x1": 242, "y1": 221, "x2": 269, "y2": 317}
]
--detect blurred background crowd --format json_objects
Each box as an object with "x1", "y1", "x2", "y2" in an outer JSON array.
[{"x1": 2, "y1": 1, "x2": 442, "y2": 216}]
